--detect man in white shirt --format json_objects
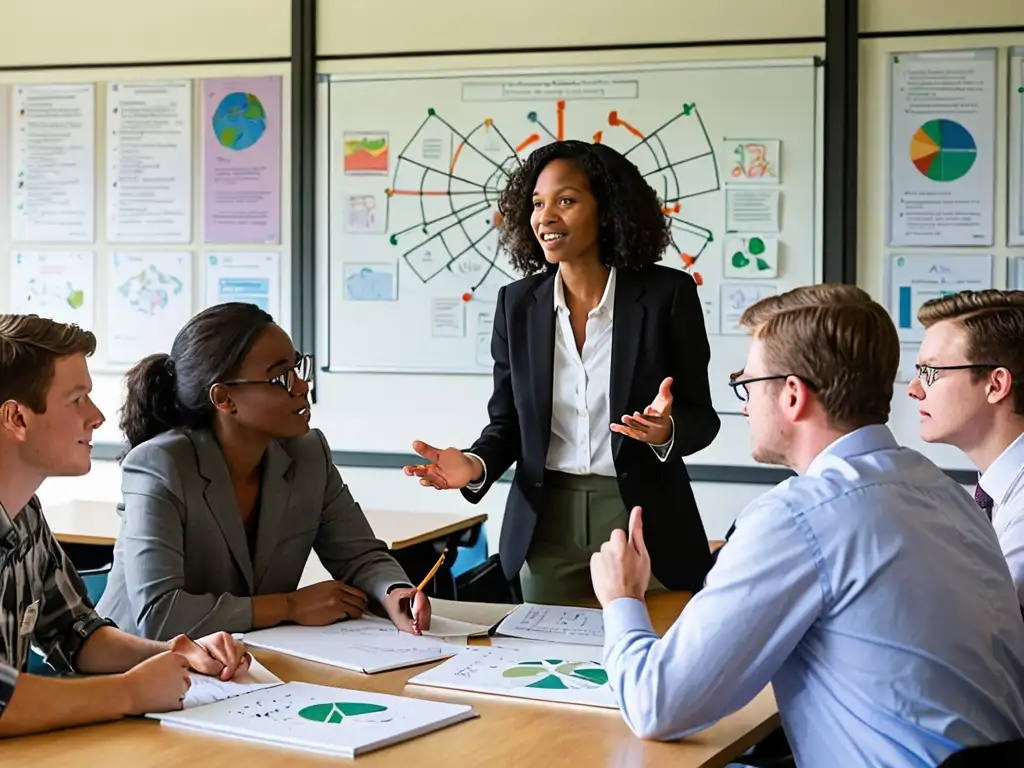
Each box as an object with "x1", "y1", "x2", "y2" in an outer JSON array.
[
  {"x1": 589, "y1": 284, "x2": 1024, "y2": 766},
  {"x1": 909, "y1": 289, "x2": 1024, "y2": 610}
]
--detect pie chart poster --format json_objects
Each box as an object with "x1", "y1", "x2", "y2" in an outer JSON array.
[{"x1": 888, "y1": 49, "x2": 997, "y2": 247}]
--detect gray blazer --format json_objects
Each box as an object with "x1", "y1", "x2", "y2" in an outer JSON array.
[{"x1": 96, "y1": 428, "x2": 410, "y2": 640}]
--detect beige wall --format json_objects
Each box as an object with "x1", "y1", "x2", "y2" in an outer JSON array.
[
  {"x1": 861, "y1": 0, "x2": 1024, "y2": 34},
  {"x1": 0, "y1": 1, "x2": 290, "y2": 67}
]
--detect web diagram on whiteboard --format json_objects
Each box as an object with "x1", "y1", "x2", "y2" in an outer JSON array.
[{"x1": 375, "y1": 95, "x2": 721, "y2": 305}]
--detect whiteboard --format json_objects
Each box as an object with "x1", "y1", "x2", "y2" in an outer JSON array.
[{"x1": 324, "y1": 58, "x2": 823, "y2": 416}]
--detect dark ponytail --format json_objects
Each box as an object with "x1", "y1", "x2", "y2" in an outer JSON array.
[{"x1": 118, "y1": 302, "x2": 275, "y2": 453}]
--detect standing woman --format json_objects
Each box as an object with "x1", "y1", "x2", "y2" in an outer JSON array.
[
  {"x1": 405, "y1": 140, "x2": 720, "y2": 605},
  {"x1": 97, "y1": 303, "x2": 430, "y2": 639}
]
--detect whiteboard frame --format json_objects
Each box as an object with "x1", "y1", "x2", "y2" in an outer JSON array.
[
  {"x1": 1009, "y1": 47, "x2": 1024, "y2": 248},
  {"x1": 322, "y1": 55, "x2": 823, "y2": 382}
]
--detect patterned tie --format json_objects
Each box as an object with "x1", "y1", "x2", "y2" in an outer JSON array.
[{"x1": 974, "y1": 483, "x2": 994, "y2": 520}]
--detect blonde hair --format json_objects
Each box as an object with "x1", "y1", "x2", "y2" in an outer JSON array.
[
  {"x1": 0, "y1": 314, "x2": 96, "y2": 413},
  {"x1": 918, "y1": 289, "x2": 1024, "y2": 414},
  {"x1": 739, "y1": 284, "x2": 900, "y2": 429}
]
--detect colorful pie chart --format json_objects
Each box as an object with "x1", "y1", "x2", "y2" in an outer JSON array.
[{"x1": 910, "y1": 119, "x2": 977, "y2": 182}]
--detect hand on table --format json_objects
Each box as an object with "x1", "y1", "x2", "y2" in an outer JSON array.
[
  {"x1": 169, "y1": 631, "x2": 250, "y2": 681},
  {"x1": 287, "y1": 580, "x2": 368, "y2": 626}
]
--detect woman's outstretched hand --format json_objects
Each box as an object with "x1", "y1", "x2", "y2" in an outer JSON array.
[
  {"x1": 610, "y1": 377, "x2": 674, "y2": 446},
  {"x1": 403, "y1": 440, "x2": 483, "y2": 490}
]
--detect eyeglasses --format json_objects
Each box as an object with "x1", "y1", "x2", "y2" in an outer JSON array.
[
  {"x1": 913, "y1": 363, "x2": 1001, "y2": 387},
  {"x1": 219, "y1": 353, "x2": 314, "y2": 394},
  {"x1": 728, "y1": 373, "x2": 815, "y2": 402}
]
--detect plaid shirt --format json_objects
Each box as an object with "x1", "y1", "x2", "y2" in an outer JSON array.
[{"x1": 0, "y1": 496, "x2": 111, "y2": 676}]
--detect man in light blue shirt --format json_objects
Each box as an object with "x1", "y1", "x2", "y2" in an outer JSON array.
[{"x1": 590, "y1": 284, "x2": 1024, "y2": 767}]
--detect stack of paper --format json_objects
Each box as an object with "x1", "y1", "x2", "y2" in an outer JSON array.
[
  {"x1": 241, "y1": 618, "x2": 459, "y2": 673},
  {"x1": 493, "y1": 603, "x2": 605, "y2": 646},
  {"x1": 151, "y1": 681, "x2": 477, "y2": 758}
]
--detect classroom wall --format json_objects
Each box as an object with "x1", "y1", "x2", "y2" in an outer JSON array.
[
  {"x1": 860, "y1": 0, "x2": 1024, "y2": 35},
  {"x1": 317, "y1": 0, "x2": 825, "y2": 57},
  {"x1": 0, "y1": 5, "x2": 294, "y2": 524},
  {"x1": 857, "y1": 20, "x2": 1024, "y2": 470},
  {"x1": 0, "y1": 1, "x2": 290, "y2": 67}
]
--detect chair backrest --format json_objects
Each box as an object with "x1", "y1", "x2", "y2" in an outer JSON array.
[{"x1": 937, "y1": 737, "x2": 1024, "y2": 767}]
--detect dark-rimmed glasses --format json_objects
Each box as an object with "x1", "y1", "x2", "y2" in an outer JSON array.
[
  {"x1": 728, "y1": 373, "x2": 814, "y2": 402},
  {"x1": 913, "y1": 363, "x2": 1002, "y2": 387},
  {"x1": 219, "y1": 353, "x2": 314, "y2": 394}
]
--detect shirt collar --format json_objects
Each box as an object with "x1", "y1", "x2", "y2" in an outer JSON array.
[
  {"x1": 979, "y1": 431, "x2": 1024, "y2": 505},
  {"x1": 805, "y1": 424, "x2": 900, "y2": 477},
  {"x1": 553, "y1": 265, "x2": 617, "y2": 316},
  {"x1": 0, "y1": 502, "x2": 16, "y2": 552}
]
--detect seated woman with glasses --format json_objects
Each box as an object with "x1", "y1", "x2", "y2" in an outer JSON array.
[{"x1": 96, "y1": 303, "x2": 430, "y2": 640}]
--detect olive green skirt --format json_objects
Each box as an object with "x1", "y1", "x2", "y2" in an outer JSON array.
[{"x1": 520, "y1": 471, "x2": 664, "y2": 606}]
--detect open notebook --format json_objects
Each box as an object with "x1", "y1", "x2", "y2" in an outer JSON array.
[
  {"x1": 241, "y1": 617, "x2": 461, "y2": 673},
  {"x1": 149, "y1": 664, "x2": 477, "y2": 758}
]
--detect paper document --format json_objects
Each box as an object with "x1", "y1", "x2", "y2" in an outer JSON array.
[
  {"x1": 242, "y1": 618, "x2": 457, "y2": 674},
  {"x1": 486, "y1": 636, "x2": 605, "y2": 661},
  {"x1": 183, "y1": 659, "x2": 282, "y2": 709},
  {"x1": 151, "y1": 681, "x2": 476, "y2": 758},
  {"x1": 494, "y1": 603, "x2": 604, "y2": 646},
  {"x1": 409, "y1": 645, "x2": 617, "y2": 709}
]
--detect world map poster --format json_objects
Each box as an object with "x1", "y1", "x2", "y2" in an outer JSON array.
[{"x1": 202, "y1": 76, "x2": 282, "y2": 244}]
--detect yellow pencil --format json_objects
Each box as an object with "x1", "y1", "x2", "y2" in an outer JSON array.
[{"x1": 416, "y1": 548, "x2": 447, "y2": 591}]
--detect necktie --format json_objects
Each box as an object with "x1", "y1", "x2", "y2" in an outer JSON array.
[{"x1": 974, "y1": 483, "x2": 994, "y2": 520}]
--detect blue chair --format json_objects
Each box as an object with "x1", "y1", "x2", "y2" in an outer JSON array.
[{"x1": 450, "y1": 527, "x2": 488, "y2": 579}]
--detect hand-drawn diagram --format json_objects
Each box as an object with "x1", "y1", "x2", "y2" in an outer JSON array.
[
  {"x1": 383, "y1": 100, "x2": 719, "y2": 303},
  {"x1": 502, "y1": 660, "x2": 609, "y2": 690}
]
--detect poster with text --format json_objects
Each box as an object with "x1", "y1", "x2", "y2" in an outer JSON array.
[
  {"x1": 202, "y1": 76, "x2": 281, "y2": 244},
  {"x1": 888, "y1": 49, "x2": 997, "y2": 246},
  {"x1": 10, "y1": 84, "x2": 95, "y2": 243},
  {"x1": 107, "y1": 80, "x2": 192, "y2": 243}
]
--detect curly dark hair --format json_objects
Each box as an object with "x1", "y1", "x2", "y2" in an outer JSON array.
[{"x1": 496, "y1": 140, "x2": 672, "y2": 275}]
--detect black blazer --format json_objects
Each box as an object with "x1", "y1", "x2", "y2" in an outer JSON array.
[{"x1": 461, "y1": 264, "x2": 721, "y2": 592}]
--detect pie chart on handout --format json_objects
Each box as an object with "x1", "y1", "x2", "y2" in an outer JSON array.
[{"x1": 911, "y1": 119, "x2": 977, "y2": 182}]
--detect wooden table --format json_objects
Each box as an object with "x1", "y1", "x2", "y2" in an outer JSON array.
[
  {"x1": 4, "y1": 593, "x2": 779, "y2": 767},
  {"x1": 43, "y1": 501, "x2": 486, "y2": 552}
]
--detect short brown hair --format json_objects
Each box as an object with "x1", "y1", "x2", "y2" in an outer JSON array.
[
  {"x1": 739, "y1": 284, "x2": 900, "y2": 429},
  {"x1": 917, "y1": 289, "x2": 1024, "y2": 415},
  {"x1": 0, "y1": 314, "x2": 97, "y2": 414}
]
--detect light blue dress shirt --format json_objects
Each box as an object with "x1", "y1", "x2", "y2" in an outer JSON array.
[{"x1": 603, "y1": 425, "x2": 1024, "y2": 767}]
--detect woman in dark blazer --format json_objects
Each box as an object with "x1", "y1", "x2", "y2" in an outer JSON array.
[{"x1": 405, "y1": 140, "x2": 721, "y2": 605}]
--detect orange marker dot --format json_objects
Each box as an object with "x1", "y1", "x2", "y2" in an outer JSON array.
[
  {"x1": 681, "y1": 253, "x2": 695, "y2": 267},
  {"x1": 385, "y1": 188, "x2": 394, "y2": 197},
  {"x1": 692, "y1": 272, "x2": 704, "y2": 286},
  {"x1": 462, "y1": 292, "x2": 472, "y2": 302}
]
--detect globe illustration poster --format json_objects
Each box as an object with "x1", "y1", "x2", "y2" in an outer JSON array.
[
  {"x1": 212, "y1": 92, "x2": 267, "y2": 151},
  {"x1": 203, "y1": 76, "x2": 282, "y2": 244}
]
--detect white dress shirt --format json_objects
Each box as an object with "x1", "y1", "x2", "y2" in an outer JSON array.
[
  {"x1": 980, "y1": 430, "x2": 1024, "y2": 606},
  {"x1": 602, "y1": 425, "x2": 1024, "y2": 765},
  {"x1": 467, "y1": 266, "x2": 673, "y2": 490}
]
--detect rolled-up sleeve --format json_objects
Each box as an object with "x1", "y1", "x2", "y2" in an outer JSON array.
[{"x1": 30, "y1": 516, "x2": 114, "y2": 673}]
